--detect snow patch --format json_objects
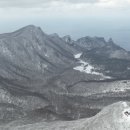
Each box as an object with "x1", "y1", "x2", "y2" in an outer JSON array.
[
  {"x1": 37, "y1": 62, "x2": 48, "y2": 71},
  {"x1": 45, "y1": 53, "x2": 49, "y2": 57},
  {"x1": 0, "y1": 45, "x2": 13, "y2": 58},
  {"x1": 0, "y1": 89, "x2": 12, "y2": 103},
  {"x1": 74, "y1": 53, "x2": 82, "y2": 59},
  {"x1": 37, "y1": 45, "x2": 42, "y2": 50},
  {"x1": 117, "y1": 88, "x2": 127, "y2": 92},
  {"x1": 103, "y1": 88, "x2": 130, "y2": 93},
  {"x1": 111, "y1": 88, "x2": 126, "y2": 93},
  {"x1": 122, "y1": 102, "x2": 128, "y2": 107},
  {"x1": 127, "y1": 67, "x2": 130, "y2": 70},
  {"x1": 118, "y1": 102, "x2": 130, "y2": 124},
  {"x1": 74, "y1": 59, "x2": 111, "y2": 79},
  {"x1": 74, "y1": 60, "x2": 95, "y2": 74}
]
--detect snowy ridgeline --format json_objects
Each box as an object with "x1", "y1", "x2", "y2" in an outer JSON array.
[
  {"x1": 74, "y1": 53, "x2": 111, "y2": 79},
  {"x1": 2, "y1": 102, "x2": 130, "y2": 130}
]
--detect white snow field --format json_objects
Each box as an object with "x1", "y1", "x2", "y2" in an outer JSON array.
[{"x1": 74, "y1": 53, "x2": 111, "y2": 79}]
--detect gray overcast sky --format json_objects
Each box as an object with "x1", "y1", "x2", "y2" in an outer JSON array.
[{"x1": 0, "y1": 0, "x2": 130, "y2": 50}]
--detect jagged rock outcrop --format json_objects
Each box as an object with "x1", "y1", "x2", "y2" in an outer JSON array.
[
  {"x1": 62, "y1": 35, "x2": 74, "y2": 45},
  {"x1": 76, "y1": 36, "x2": 106, "y2": 50},
  {"x1": 75, "y1": 36, "x2": 130, "y2": 60}
]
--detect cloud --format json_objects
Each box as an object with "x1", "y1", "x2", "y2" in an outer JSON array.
[
  {"x1": 0, "y1": 0, "x2": 130, "y2": 50},
  {"x1": 63, "y1": 0, "x2": 99, "y2": 4},
  {"x1": 0, "y1": 0, "x2": 129, "y2": 9},
  {"x1": 0, "y1": 0, "x2": 47, "y2": 8},
  {"x1": 0, "y1": 0, "x2": 130, "y2": 20},
  {"x1": 97, "y1": 0, "x2": 130, "y2": 8},
  {"x1": 0, "y1": 0, "x2": 99, "y2": 8}
]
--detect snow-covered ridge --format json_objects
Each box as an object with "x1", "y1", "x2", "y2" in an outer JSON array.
[{"x1": 2, "y1": 102, "x2": 130, "y2": 130}]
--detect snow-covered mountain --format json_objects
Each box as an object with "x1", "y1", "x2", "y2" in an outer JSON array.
[
  {"x1": 0, "y1": 25, "x2": 130, "y2": 129},
  {"x1": 0, "y1": 25, "x2": 78, "y2": 80}
]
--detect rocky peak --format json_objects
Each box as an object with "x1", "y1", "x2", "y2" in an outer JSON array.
[
  {"x1": 62, "y1": 35, "x2": 74, "y2": 45},
  {"x1": 6, "y1": 25, "x2": 45, "y2": 39},
  {"x1": 14, "y1": 25, "x2": 42, "y2": 33},
  {"x1": 49, "y1": 33, "x2": 59, "y2": 38},
  {"x1": 107, "y1": 38, "x2": 115, "y2": 45},
  {"x1": 108, "y1": 37, "x2": 113, "y2": 42},
  {"x1": 106, "y1": 38, "x2": 125, "y2": 51},
  {"x1": 63, "y1": 35, "x2": 71, "y2": 42},
  {"x1": 7, "y1": 26, "x2": 47, "y2": 45},
  {"x1": 76, "y1": 36, "x2": 107, "y2": 50}
]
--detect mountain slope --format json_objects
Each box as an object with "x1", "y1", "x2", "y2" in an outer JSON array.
[
  {"x1": 0, "y1": 25, "x2": 130, "y2": 126},
  {"x1": 1, "y1": 102, "x2": 130, "y2": 130},
  {"x1": 71, "y1": 36, "x2": 130, "y2": 79},
  {"x1": 0, "y1": 25, "x2": 77, "y2": 80},
  {"x1": 0, "y1": 25, "x2": 79, "y2": 124},
  {"x1": 75, "y1": 36, "x2": 130, "y2": 60}
]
